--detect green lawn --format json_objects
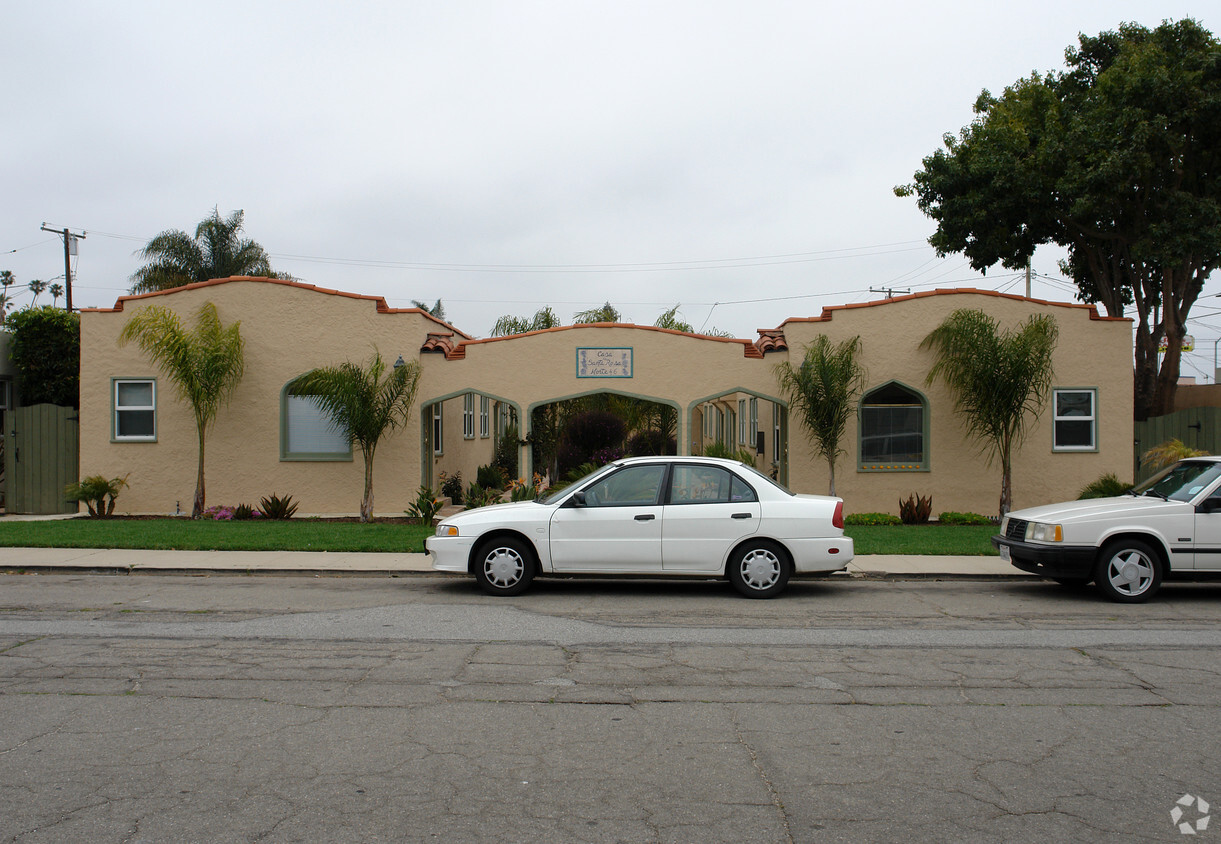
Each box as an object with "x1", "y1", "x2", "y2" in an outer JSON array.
[{"x1": 0, "y1": 518, "x2": 998, "y2": 556}]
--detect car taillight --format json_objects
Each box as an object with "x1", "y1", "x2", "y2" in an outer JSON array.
[{"x1": 832, "y1": 500, "x2": 844, "y2": 529}]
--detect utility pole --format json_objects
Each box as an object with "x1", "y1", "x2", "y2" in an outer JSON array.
[
  {"x1": 869, "y1": 286, "x2": 911, "y2": 299},
  {"x1": 1025, "y1": 259, "x2": 1032, "y2": 298},
  {"x1": 40, "y1": 224, "x2": 86, "y2": 311}
]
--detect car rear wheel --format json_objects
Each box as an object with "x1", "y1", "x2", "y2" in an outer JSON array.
[
  {"x1": 1095, "y1": 539, "x2": 1162, "y2": 603},
  {"x1": 473, "y1": 536, "x2": 536, "y2": 596},
  {"x1": 728, "y1": 540, "x2": 791, "y2": 599}
]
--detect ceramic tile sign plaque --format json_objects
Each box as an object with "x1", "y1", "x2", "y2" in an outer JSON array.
[{"x1": 576, "y1": 348, "x2": 633, "y2": 378}]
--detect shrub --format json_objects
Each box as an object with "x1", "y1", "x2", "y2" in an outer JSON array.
[
  {"x1": 509, "y1": 473, "x2": 544, "y2": 502},
  {"x1": 259, "y1": 493, "x2": 298, "y2": 520},
  {"x1": 899, "y1": 493, "x2": 933, "y2": 525},
  {"x1": 405, "y1": 486, "x2": 444, "y2": 523},
  {"x1": 439, "y1": 471, "x2": 463, "y2": 505},
  {"x1": 1078, "y1": 473, "x2": 1134, "y2": 499},
  {"x1": 937, "y1": 511, "x2": 993, "y2": 526},
  {"x1": 477, "y1": 463, "x2": 508, "y2": 491},
  {"x1": 203, "y1": 505, "x2": 235, "y2": 521},
  {"x1": 703, "y1": 440, "x2": 757, "y2": 467},
  {"x1": 558, "y1": 411, "x2": 626, "y2": 474},
  {"x1": 626, "y1": 429, "x2": 676, "y2": 456},
  {"x1": 493, "y1": 424, "x2": 520, "y2": 479},
  {"x1": 566, "y1": 461, "x2": 602, "y2": 482},
  {"x1": 64, "y1": 474, "x2": 129, "y2": 518},
  {"x1": 7, "y1": 305, "x2": 80, "y2": 407},
  {"x1": 233, "y1": 503, "x2": 256, "y2": 520},
  {"x1": 844, "y1": 512, "x2": 902, "y2": 526},
  {"x1": 1141, "y1": 439, "x2": 1207, "y2": 470},
  {"x1": 465, "y1": 482, "x2": 496, "y2": 510}
]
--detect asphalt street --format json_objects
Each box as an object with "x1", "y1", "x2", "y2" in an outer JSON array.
[{"x1": 2, "y1": 573, "x2": 1219, "y2": 842}]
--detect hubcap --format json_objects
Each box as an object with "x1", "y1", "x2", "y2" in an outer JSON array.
[
  {"x1": 484, "y1": 547, "x2": 524, "y2": 588},
  {"x1": 1108, "y1": 550, "x2": 1153, "y2": 596},
  {"x1": 740, "y1": 548, "x2": 781, "y2": 590}
]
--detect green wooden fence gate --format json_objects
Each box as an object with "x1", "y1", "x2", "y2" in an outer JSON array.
[
  {"x1": 4, "y1": 404, "x2": 79, "y2": 515},
  {"x1": 1133, "y1": 407, "x2": 1221, "y2": 483}
]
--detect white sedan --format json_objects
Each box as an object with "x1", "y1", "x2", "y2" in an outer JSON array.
[
  {"x1": 994, "y1": 456, "x2": 1221, "y2": 602},
  {"x1": 426, "y1": 456, "x2": 853, "y2": 598}
]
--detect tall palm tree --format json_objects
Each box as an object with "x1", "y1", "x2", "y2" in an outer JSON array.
[
  {"x1": 49, "y1": 282, "x2": 64, "y2": 307},
  {"x1": 491, "y1": 306, "x2": 560, "y2": 337},
  {"x1": 922, "y1": 308, "x2": 1058, "y2": 518},
  {"x1": 774, "y1": 335, "x2": 866, "y2": 495},
  {"x1": 0, "y1": 270, "x2": 16, "y2": 321},
  {"x1": 129, "y1": 208, "x2": 289, "y2": 294},
  {"x1": 118, "y1": 302, "x2": 245, "y2": 518},
  {"x1": 28, "y1": 279, "x2": 47, "y2": 306},
  {"x1": 288, "y1": 351, "x2": 421, "y2": 522}
]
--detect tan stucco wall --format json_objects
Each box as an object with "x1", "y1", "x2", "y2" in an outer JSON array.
[
  {"x1": 81, "y1": 280, "x2": 1133, "y2": 518},
  {"x1": 777, "y1": 291, "x2": 1133, "y2": 515},
  {"x1": 80, "y1": 278, "x2": 452, "y2": 515}
]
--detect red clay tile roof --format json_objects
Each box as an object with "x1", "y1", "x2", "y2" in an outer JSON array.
[
  {"x1": 81, "y1": 276, "x2": 473, "y2": 339},
  {"x1": 768, "y1": 287, "x2": 1130, "y2": 330}
]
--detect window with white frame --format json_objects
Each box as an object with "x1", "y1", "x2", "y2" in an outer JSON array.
[
  {"x1": 1053, "y1": 388, "x2": 1097, "y2": 451},
  {"x1": 738, "y1": 399, "x2": 746, "y2": 444},
  {"x1": 283, "y1": 391, "x2": 350, "y2": 459},
  {"x1": 432, "y1": 403, "x2": 444, "y2": 455},
  {"x1": 480, "y1": 395, "x2": 490, "y2": 438},
  {"x1": 749, "y1": 397, "x2": 759, "y2": 448},
  {"x1": 774, "y1": 402, "x2": 782, "y2": 461},
  {"x1": 463, "y1": 393, "x2": 475, "y2": 439},
  {"x1": 114, "y1": 379, "x2": 156, "y2": 441}
]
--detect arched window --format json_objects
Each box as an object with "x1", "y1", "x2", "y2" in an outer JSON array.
[{"x1": 859, "y1": 382, "x2": 928, "y2": 471}]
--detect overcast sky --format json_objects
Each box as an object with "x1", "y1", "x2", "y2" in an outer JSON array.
[{"x1": 4, "y1": 2, "x2": 1217, "y2": 374}]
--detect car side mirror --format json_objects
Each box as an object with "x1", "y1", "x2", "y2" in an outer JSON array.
[
  {"x1": 571, "y1": 491, "x2": 587, "y2": 507},
  {"x1": 1199, "y1": 497, "x2": 1221, "y2": 514}
]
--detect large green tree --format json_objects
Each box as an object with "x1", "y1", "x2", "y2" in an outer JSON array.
[
  {"x1": 130, "y1": 208, "x2": 290, "y2": 294},
  {"x1": 897, "y1": 19, "x2": 1221, "y2": 420},
  {"x1": 288, "y1": 351, "x2": 421, "y2": 522},
  {"x1": 773, "y1": 335, "x2": 866, "y2": 496},
  {"x1": 922, "y1": 309, "x2": 1058, "y2": 518},
  {"x1": 7, "y1": 305, "x2": 80, "y2": 407},
  {"x1": 119, "y1": 302, "x2": 245, "y2": 518}
]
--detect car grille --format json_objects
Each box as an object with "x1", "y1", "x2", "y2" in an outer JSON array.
[{"x1": 1004, "y1": 518, "x2": 1028, "y2": 541}]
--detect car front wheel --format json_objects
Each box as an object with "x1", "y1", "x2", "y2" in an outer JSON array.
[
  {"x1": 1095, "y1": 540, "x2": 1162, "y2": 603},
  {"x1": 728, "y1": 540, "x2": 791, "y2": 599},
  {"x1": 473, "y1": 536, "x2": 536, "y2": 596}
]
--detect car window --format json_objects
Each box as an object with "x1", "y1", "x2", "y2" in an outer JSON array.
[
  {"x1": 1134, "y1": 461, "x2": 1221, "y2": 502},
  {"x1": 583, "y1": 464, "x2": 666, "y2": 507},
  {"x1": 669, "y1": 465, "x2": 758, "y2": 504}
]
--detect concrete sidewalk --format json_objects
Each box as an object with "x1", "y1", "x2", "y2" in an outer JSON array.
[{"x1": 0, "y1": 546, "x2": 1023, "y2": 578}]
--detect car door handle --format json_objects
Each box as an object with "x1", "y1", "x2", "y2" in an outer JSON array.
[
  {"x1": 731, "y1": 513, "x2": 753, "y2": 519},
  {"x1": 635, "y1": 514, "x2": 656, "y2": 521}
]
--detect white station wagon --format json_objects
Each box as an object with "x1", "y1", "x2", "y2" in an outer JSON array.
[
  {"x1": 426, "y1": 456, "x2": 854, "y2": 598},
  {"x1": 994, "y1": 456, "x2": 1221, "y2": 602}
]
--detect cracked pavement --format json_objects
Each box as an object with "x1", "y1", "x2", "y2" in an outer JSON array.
[{"x1": 2, "y1": 574, "x2": 1220, "y2": 842}]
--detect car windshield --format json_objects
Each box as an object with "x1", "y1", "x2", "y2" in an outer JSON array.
[
  {"x1": 539, "y1": 462, "x2": 620, "y2": 505},
  {"x1": 1132, "y1": 461, "x2": 1221, "y2": 502}
]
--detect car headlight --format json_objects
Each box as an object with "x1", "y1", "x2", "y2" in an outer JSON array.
[
  {"x1": 1025, "y1": 522, "x2": 1063, "y2": 543},
  {"x1": 435, "y1": 525, "x2": 459, "y2": 537}
]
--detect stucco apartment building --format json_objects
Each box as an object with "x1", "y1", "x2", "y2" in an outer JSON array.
[{"x1": 79, "y1": 277, "x2": 1133, "y2": 518}]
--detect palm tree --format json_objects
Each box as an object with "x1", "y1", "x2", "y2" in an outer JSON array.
[
  {"x1": 28, "y1": 279, "x2": 47, "y2": 306},
  {"x1": 573, "y1": 303, "x2": 622, "y2": 324},
  {"x1": 288, "y1": 351, "x2": 421, "y2": 522},
  {"x1": 922, "y1": 308, "x2": 1058, "y2": 518},
  {"x1": 654, "y1": 305, "x2": 694, "y2": 332},
  {"x1": 411, "y1": 299, "x2": 447, "y2": 321},
  {"x1": 129, "y1": 208, "x2": 289, "y2": 294},
  {"x1": 774, "y1": 335, "x2": 866, "y2": 496},
  {"x1": 49, "y1": 283, "x2": 64, "y2": 307},
  {"x1": 491, "y1": 306, "x2": 560, "y2": 337},
  {"x1": 118, "y1": 302, "x2": 245, "y2": 518},
  {"x1": 0, "y1": 270, "x2": 16, "y2": 321}
]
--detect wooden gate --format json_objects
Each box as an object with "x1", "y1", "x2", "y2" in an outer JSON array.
[
  {"x1": 1133, "y1": 407, "x2": 1221, "y2": 483},
  {"x1": 4, "y1": 404, "x2": 79, "y2": 514}
]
